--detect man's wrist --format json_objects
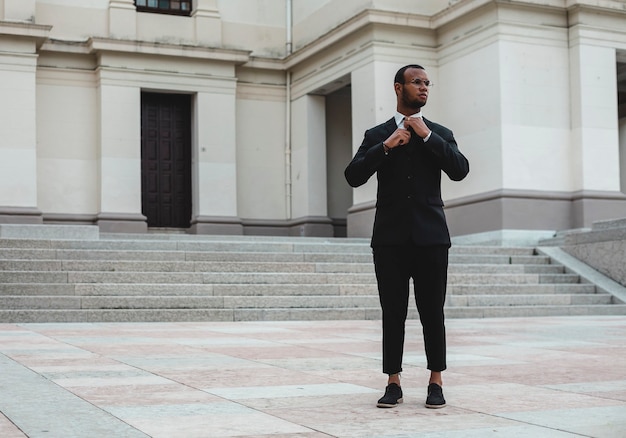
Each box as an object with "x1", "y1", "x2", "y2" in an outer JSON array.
[
  {"x1": 423, "y1": 131, "x2": 432, "y2": 142},
  {"x1": 382, "y1": 142, "x2": 390, "y2": 155}
]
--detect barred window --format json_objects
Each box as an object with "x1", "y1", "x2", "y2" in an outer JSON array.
[{"x1": 135, "y1": 0, "x2": 192, "y2": 16}]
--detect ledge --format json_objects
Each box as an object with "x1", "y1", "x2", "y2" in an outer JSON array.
[
  {"x1": 0, "y1": 20, "x2": 51, "y2": 49},
  {"x1": 40, "y1": 37, "x2": 251, "y2": 64}
]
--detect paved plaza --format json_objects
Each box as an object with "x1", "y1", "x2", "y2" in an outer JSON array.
[{"x1": 1, "y1": 315, "x2": 625, "y2": 437}]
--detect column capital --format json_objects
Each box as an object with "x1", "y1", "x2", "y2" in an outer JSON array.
[{"x1": 193, "y1": 0, "x2": 220, "y2": 19}]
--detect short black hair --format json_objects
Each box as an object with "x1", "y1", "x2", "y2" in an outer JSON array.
[{"x1": 394, "y1": 64, "x2": 425, "y2": 84}]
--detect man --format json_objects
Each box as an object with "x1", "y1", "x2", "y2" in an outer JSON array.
[{"x1": 344, "y1": 64, "x2": 469, "y2": 409}]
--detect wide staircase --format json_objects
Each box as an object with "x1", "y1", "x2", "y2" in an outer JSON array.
[{"x1": 1, "y1": 233, "x2": 625, "y2": 323}]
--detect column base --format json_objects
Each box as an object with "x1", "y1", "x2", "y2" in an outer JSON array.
[
  {"x1": 444, "y1": 189, "x2": 626, "y2": 237},
  {"x1": 189, "y1": 215, "x2": 243, "y2": 235},
  {"x1": 286, "y1": 216, "x2": 334, "y2": 237},
  {"x1": 189, "y1": 216, "x2": 335, "y2": 237},
  {"x1": 0, "y1": 206, "x2": 43, "y2": 224},
  {"x1": 346, "y1": 202, "x2": 375, "y2": 238},
  {"x1": 96, "y1": 213, "x2": 147, "y2": 233},
  {"x1": 346, "y1": 190, "x2": 626, "y2": 239}
]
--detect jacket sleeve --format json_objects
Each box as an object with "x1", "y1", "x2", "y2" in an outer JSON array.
[
  {"x1": 423, "y1": 126, "x2": 469, "y2": 181},
  {"x1": 344, "y1": 129, "x2": 389, "y2": 188}
]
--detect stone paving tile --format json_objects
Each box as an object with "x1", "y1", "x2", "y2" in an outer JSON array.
[
  {"x1": 103, "y1": 402, "x2": 312, "y2": 438},
  {"x1": 0, "y1": 412, "x2": 27, "y2": 438},
  {"x1": 0, "y1": 316, "x2": 625, "y2": 437},
  {"x1": 161, "y1": 366, "x2": 335, "y2": 388},
  {"x1": 68, "y1": 383, "x2": 224, "y2": 407},
  {"x1": 501, "y1": 406, "x2": 626, "y2": 437},
  {"x1": 543, "y1": 380, "x2": 626, "y2": 402}
]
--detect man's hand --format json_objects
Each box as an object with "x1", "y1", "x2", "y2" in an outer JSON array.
[
  {"x1": 384, "y1": 128, "x2": 411, "y2": 149},
  {"x1": 403, "y1": 116, "x2": 431, "y2": 139}
]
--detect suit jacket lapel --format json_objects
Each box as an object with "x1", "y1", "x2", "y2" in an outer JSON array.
[{"x1": 382, "y1": 117, "x2": 397, "y2": 137}]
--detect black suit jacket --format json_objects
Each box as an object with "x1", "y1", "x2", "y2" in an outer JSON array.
[{"x1": 345, "y1": 117, "x2": 469, "y2": 247}]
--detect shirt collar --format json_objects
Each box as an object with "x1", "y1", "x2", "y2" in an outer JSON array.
[{"x1": 395, "y1": 111, "x2": 422, "y2": 128}]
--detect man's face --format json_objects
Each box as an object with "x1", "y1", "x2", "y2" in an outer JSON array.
[{"x1": 397, "y1": 68, "x2": 430, "y2": 111}]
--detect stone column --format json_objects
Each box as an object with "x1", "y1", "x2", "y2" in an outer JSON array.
[
  {"x1": 96, "y1": 77, "x2": 147, "y2": 233},
  {"x1": 346, "y1": 61, "x2": 398, "y2": 237},
  {"x1": 289, "y1": 94, "x2": 333, "y2": 236},
  {"x1": 0, "y1": 21, "x2": 49, "y2": 223},
  {"x1": 189, "y1": 90, "x2": 242, "y2": 234},
  {"x1": 569, "y1": 43, "x2": 626, "y2": 226}
]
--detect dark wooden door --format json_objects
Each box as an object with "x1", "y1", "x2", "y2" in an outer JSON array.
[{"x1": 141, "y1": 93, "x2": 192, "y2": 228}]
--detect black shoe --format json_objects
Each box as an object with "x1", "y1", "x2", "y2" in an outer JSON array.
[
  {"x1": 377, "y1": 383, "x2": 403, "y2": 408},
  {"x1": 425, "y1": 383, "x2": 446, "y2": 409}
]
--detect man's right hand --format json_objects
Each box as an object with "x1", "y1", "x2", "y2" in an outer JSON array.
[{"x1": 384, "y1": 128, "x2": 411, "y2": 149}]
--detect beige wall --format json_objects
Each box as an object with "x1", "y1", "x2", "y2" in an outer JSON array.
[{"x1": 0, "y1": 0, "x2": 625, "y2": 237}]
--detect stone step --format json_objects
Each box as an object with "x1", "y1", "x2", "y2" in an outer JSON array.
[
  {"x1": 0, "y1": 239, "x2": 373, "y2": 253},
  {"x1": 0, "y1": 260, "x2": 321, "y2": 273},
  {"x1": 0, "y1": 283, "x2": 360, "y2": 296},
  {"x1": 1, "y1": 303, "x2": 625, "y2": 324},
  {"x1": 448, "y1": 283, "x2": 596, "y2": 295},
  {"x1": 0, "y1": 248, "x2": 548, "y2": 265},
  {"x1": 0, "y1": 295, "x2": 380, "y2": 310},
  {"x1": 0, "y1": 233, "x2": 622, "y2": 322},
  {"x1": 0, "y1": 249, "x2": 374, "y2": 263},
  {"x1": 0, "y1": 283, "x2": 77, "y2": 296},
  {"x1": 0, "y1": 271, "x2": 579, "y2": 285},
  {"x1": 446, "y1": 293, "x2": 614, "y2": 307},
  {"x1": 521, "y1": 265, "x2": 564, "y2": 274},
  {"x1": 0, "y1": 282, "x2": 596, "y2": 297},
  {"x1": 0, "y1": 308, "x2": 376, "y2": 323},
  {"x1": 0, "y1": 238, "x2": 537, "y2": 256},
  {"x1": 444, "y1": 304, "x2": 626, "y2": 318},
  {"x1": 1, "y1": 292, "x2": 612, "y2": 311},
  {"x1": 0, "y1": 259, "x2": 565, "y2": 275}
]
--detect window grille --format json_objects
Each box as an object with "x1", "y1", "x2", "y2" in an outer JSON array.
[{"x1": 135, "y1": 0, "x2": 192, "y2": 16}]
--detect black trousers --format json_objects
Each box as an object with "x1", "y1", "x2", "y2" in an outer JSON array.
[{"x1": 373, "y1": 244, "x2": 448, "y2": 374}]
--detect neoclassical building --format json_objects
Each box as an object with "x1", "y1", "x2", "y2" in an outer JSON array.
[{"x1": 1, "y1": 0, "x2": 625, "y2": 242}]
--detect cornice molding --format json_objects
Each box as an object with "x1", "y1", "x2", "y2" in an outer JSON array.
[
  {"x1": 282, "y1": 9, "x2": 431, "y2": 70},
  {"x1": 39, "y1": 37, "x2": 251, "y2": 64},
  {"x1": 88, "y1": 37, "x2": 250, "y2": 63},
  {"x1": 0, "y1": 20, "x2": 51, "y2": 49},
  {"x1": 565, "y1": 0, "x2": 626, "y2": 12}
]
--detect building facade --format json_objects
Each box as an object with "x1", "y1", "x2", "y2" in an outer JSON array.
[{"x1": 1, "y1": 0, "x2": 625, "y2": 241}]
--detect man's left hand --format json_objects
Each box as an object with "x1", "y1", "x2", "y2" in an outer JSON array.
[{"x1": 404, "y1": 117, "x2": 431, "y2": 139}]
